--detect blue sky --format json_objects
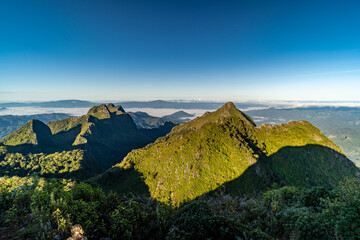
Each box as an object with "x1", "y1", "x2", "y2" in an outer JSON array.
[{"x1": 1, "y1": 0, "x2": 360, "y2": 102}]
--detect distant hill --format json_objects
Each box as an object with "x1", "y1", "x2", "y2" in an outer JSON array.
[
  {"x1": 0, "y1": 104, "x2": 175, "y2": 178},
  {"x1": 118, "y1": 100, "x2": 266, "y2": 109},
  {"x1": 0, "y1": 100, "x2": 96, "y2": 108},
  {"x1": 162, "y1": 110, "x2": 195, "y2": 121},
  {"x1": 128, "y1": 111, "x2": 169, "y2": 129},
  {"x1": 0, "y1": 99, "x2": 267, "y2": 110},
  {"x1": 95, "y1": 102, "x2": 359, "y2": 205},
  {"x1": 128, "y1": 110, "x2": 193, "y2": 129},
  {"x1": 0, "y1": 113, "x2": 70, "y2": 140}
]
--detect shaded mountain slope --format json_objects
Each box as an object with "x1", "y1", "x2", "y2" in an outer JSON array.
[{"x1": 94, "y1": 102, "x2": 359, "y2": 205}]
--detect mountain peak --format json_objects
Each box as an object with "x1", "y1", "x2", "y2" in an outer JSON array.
[
  {"x1": 87, "y1": 103, "x2": 126, "y2": 119},
  {"x1": 87, "y1": 104, "x2": 111, "y2": 119},
  {"x1": 215, "y1": 102, "x2": 256, "y2": 126},
  {"x1": 220, "y1": 101, "x2": 237, "y2": 110},
  {"x1": 217, "y1": 102, "x2": 239, "y2": 116},
  {"x1": 107, "y1": 103, "x2": 126, "y2": 114},
  {"x1": 171, "y1": 102, "x2": 256, "y2": 134}
]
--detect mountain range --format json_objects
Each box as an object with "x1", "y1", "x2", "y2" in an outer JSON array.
[
  {"x1": 0, "y1": 102, "x2": 358, "y2": 205},
  {"x1": 0, "y1": 104, "x2": 175, "y2": 178},
  {"x1": 94, "y1": 102, "x2": 359, "y2": 205}
]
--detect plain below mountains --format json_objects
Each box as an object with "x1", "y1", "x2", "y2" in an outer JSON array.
[
  {"x1": 95, "y1": 102, "x2": 360, "y2": 205},
  {"x1": 0, "y1": 104, "x2": 175, "y2": 179}
]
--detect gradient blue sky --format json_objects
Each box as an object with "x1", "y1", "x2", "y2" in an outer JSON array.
[{"x1": 1, "y1": 0, "x2": 360, "y2": 102}]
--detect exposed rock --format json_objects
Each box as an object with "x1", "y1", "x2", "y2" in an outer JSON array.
[{"x1": 67, "y1": 224, "x2": 88, "y2": 240}]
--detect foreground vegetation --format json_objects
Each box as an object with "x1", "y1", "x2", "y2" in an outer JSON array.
[
  {"x1": 0, "y1": 146, "x2": 100, "y2": 179},
  {"x1": 1, "y1": 176, "x2": 359, "y2": 240}
]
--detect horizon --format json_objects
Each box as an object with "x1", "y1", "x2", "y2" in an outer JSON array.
[{"x1": 1, "y1": 1, "x2": 360, "y2": 102}]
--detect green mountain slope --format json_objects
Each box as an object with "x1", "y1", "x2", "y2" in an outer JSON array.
[
  {"x1": 245, "y1": 106, "x2": 360, "y2": 166},
  {"x1": 0, "y1": 113, "x2": 70, "y2": 140},
  {"x1": 1, "y1": 119, "x2": 53, "y2": 147},
  {"x1": 95, "y1": 102, "x2": 359, "y2": 205}
]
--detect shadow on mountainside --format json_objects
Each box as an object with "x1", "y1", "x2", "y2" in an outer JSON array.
[
  {"x1": 210, "y1": 144, "x2": 359, "y2": 198},
  {"x1": 95, "y1": 144, "x2": 359, "y2": 205},
  {"x1": 92, "y1": 166, "x2": 150, "y2": 197}
]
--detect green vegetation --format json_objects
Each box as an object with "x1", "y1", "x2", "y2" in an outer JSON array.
[
  {"x1": 96, "y1": 102, "x2": 359, "y2": 205},
  {"x1": 1, "y1": 176, "x2": 359, "y2": 239},
  {"x1": 47, "y1": 115, "x2": 89, "y2": 135},
  {"x1": 0, "y1": 146, "x2": 100, "y2": 179}
]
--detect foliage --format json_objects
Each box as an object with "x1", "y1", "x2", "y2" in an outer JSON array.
[
  {"x1": 0, "y1": 149, "x2": 100, "y2": 179},
  {"x1": 1, "y1": 176, "x2": 359, "y2": 239}
]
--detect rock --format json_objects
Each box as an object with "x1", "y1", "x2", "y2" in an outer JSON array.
[
  {"x1": 67, "y1": 224, "x2": 88, "y2": 240},
  {"x1": 71, "y1": 224, "x2": 84, "y2": 237}
]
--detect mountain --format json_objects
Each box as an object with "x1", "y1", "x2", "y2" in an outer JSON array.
[
  {"x1": 0, "y1": 113, "x2": 70, "y2": 140},
  {"x1": 95, "y1": 102, "x2": 359, "y2": 205},
  {"x1": 162, "y1": 110, "x2": 195, "y2": 121},
  {"x1": 0, "y1": 103, "x2": 175, "y2": 176},
  {"x1": 1, "y1": 119, "x2": 54, "y2": 148}
]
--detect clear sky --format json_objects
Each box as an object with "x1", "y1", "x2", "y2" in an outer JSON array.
[{"x1": 1, "y1": 0, "x2": 360, "y2": 102}]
